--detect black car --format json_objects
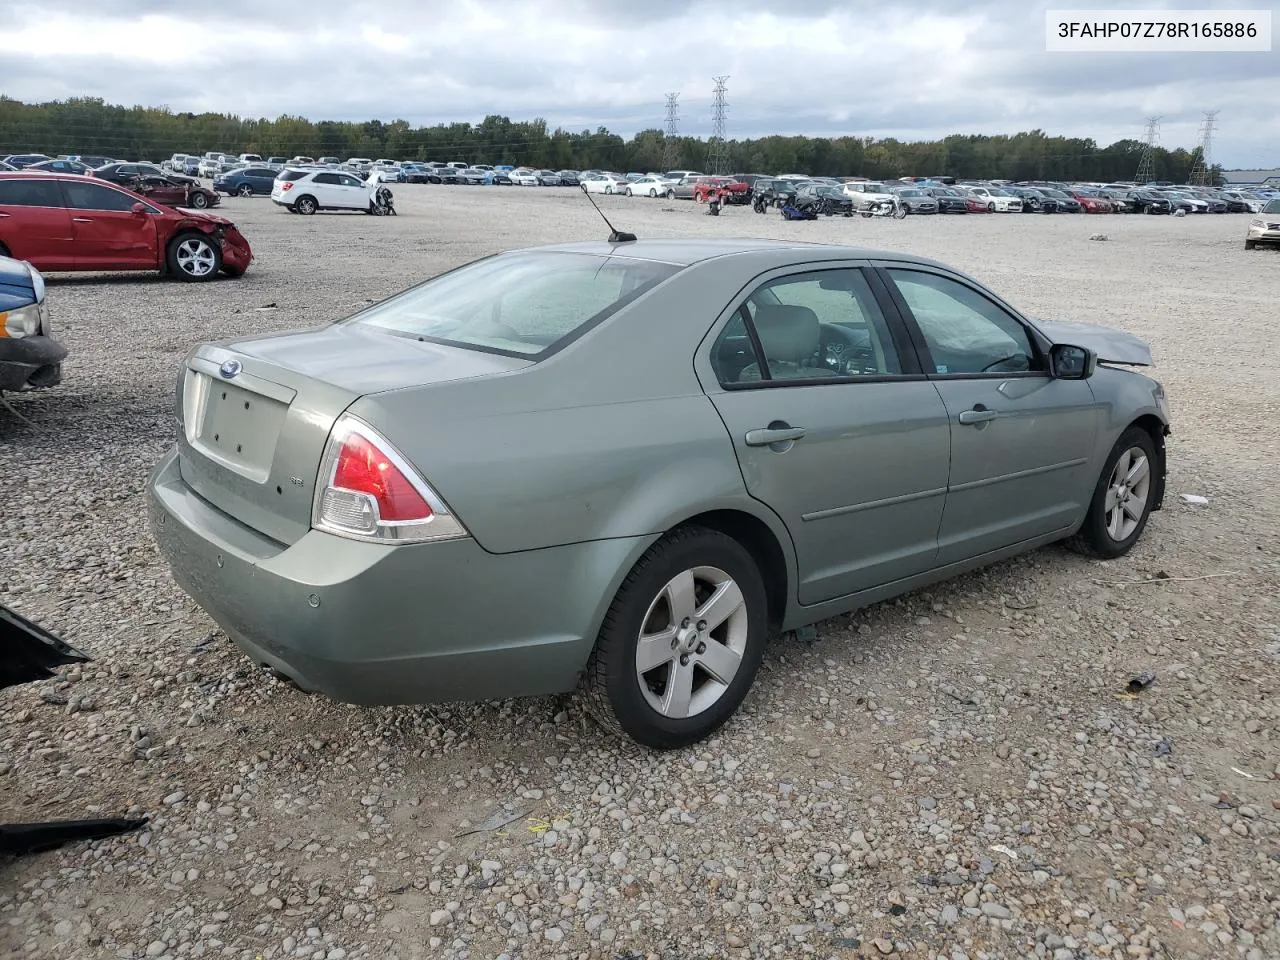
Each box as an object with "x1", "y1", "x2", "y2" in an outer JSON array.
[
  {"x1": 1034, "y1": 188, "x2": 1081, "y2": 212},
  {"x1": 796, "y1": 183, "x2": 854, "y2": 215},
  {"x1": 920, "y1": 185, "x2": 969, "y2": 213},
  {"x1": 1127, "y1": 191, "x2": 1173, "y2": 214},
  {"x1": 93, "y1": 162, "x2": 197, "y2": 188},
  {"x1": 1218, "y1": 191, "x2": 1257, "y2": 213},
  {"x1": 0, "y1": 255, "x2": 65, "y2": 393},
  {"x1": 557, "y1": 170, "x2": 581, "y2": 186},
  {"x1": 1006, "y1": 187, "x2": 1057, "y2": 213},
  {"x1": 430, "y1": 169, "x2": 464, "y2": 185}
]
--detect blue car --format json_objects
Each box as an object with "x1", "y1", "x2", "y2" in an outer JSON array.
[
  {"x1": 212, "y1": 166, "x2": 280, "y2": 197},
  {"x1": 0, "y1": 256, "x2": 65, "y2": 393}
]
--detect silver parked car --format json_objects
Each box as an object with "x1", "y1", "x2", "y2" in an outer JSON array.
[{"x1": 147, "y1": 239, "x2": 1172, "y2": 749}]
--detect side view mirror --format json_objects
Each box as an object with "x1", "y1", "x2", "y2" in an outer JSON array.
[
  {"x1": 131, "y1": 202, "x2": 147, "y2": 215},
  {"x1": 1049, "y1": 343, "x2": 1096, "y2": 380}
]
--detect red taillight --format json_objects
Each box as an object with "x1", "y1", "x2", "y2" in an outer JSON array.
[
  {"x1": 313, "y1": 416, "x2": 469, "y2": 544},
  {"x1": 281, "y1": 182, "x2": 294, "y2": 191},
  {"x1": 332, "y1": 431, "x2": 432, "y2": 522}
]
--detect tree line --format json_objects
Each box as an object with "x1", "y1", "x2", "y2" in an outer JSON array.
[{"x1": 0, "y1": 95, "x2": 1219, "y2": 184}]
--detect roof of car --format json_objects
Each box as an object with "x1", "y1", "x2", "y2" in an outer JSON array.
[{"x1": 527, "y1": 238, "x2": 947, "y2": 269}]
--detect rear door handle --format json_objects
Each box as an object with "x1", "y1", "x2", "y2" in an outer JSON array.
[
  {"x1": 71, "y1": 217, "x2": 93, "y2": 223},
  {"x1": 745, "y1": 426, "x2": 806, "y2": 446},
  {"x1": 958, "y1": 407, "x2": 998, "y2": 425}
]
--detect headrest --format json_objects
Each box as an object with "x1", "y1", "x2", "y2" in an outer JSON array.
[{"x1": 752, "y1": 304, "x2": 820, "y2": 362}]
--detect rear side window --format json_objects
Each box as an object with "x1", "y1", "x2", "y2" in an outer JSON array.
[
  {"x1": 346, "y1": 251, "x2": 682, "y2": 358},
  {"x1": 0, "y1": 179, "x2": 64, "y2": 207},
  {"x1": 313, "y1": 173, "x2": 340, "y2": 185},
  {"x1": 277, "y1": 170, "x2": 309, "y2": 182}
]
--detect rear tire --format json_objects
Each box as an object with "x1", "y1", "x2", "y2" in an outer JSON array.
[
  {"x1": 1065, "y1": 427, "x2": 1159, "y2": 560},
  {"x1": 236, "y1": 184, "x2": 254, "y2": 197},
  {"x1": 582, "y1": 526, "x2": 769, "y2": 749},
  {"x1": 166, "y1": 232, "x2": 222, "y2": 283},
  {"x1": 188, "y1": 191, "x2": 209, "y2": 209},
  {"x1": 294, "y1": 195, "x2": 318, "y2": 215}
]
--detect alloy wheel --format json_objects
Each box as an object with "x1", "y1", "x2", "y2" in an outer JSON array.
[
  {"x1": 635, "y1": 566, "x2": 749, "y2": 719},
  {"x1": 175, "y1": 238, "x2": 216, "y2": 278},
  {"x1": 1104, "y1": 447, "x2": 1151, "y2": 541}
]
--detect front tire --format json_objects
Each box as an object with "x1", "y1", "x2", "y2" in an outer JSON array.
[
  {"x1": 1245, "y1": 239, "x2": 1257, "y2": 250},
  {"x1": 625, "y1": 188, "x2": 633, "y2": 197},
  {"x1": 1066, "y1": 427, "x2": 1159, "y2": 559},
  {"x1": 166, "y1": 233, "x2": 222, "y2": 282},
  {"x1": 582, "y1": 526, "x2": 769, "y2": 749},
  {"x1": 188, "y1": 191, "x2": 209, "y2": 209},
  {"x1": 665, "y1": 189, "x2": 675, "y2": 200}
]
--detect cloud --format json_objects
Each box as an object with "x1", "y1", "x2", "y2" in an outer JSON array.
[{"x1": 0, "y1": 0, "x2": 1274, "y2": 167}]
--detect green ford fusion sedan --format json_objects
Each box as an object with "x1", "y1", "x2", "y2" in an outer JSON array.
[{"x1": 148, "y1": 238, "x2": 1172, "y2": 749}]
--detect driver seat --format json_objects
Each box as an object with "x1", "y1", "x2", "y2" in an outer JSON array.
[{"x1": 737, "y1": 304, "x2": 828, "y2": 382}]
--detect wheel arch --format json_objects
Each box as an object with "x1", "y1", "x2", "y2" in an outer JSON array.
[
  {"x1": 668, "y1": 508, "x2": 793, "y2": 636},
  {"x1": 1125, "y1": 413, "x2": 1169, "y2": 511}
]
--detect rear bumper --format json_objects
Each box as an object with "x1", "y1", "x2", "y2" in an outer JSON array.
[
  {"x1": 147, "y1": 449, "x2": 653, "y2": 706},
  {"x1": 0, "y1": 335, "x2": 66, "y2": 392}
]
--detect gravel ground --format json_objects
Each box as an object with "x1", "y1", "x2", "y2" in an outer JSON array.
[{"x1": 2, "y1": 187, "x2": 1277, "y2": 960}]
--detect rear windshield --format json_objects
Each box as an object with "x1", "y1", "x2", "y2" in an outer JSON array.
[
  {"x1": 345, "y1": 252, "x2": 682, "y2": 358},
  {"x1": 277, "y1": 169, "x2": 310, "y2": 181}
]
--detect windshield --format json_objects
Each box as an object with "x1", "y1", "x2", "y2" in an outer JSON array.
[
  {"x1": 864, "y1": 183, "x2": 887, "y2": 192},
  {"x1": 1263, "y1": 199, "x2": 1280, "y2": 214},
  {"x1": 1041, "y1": 189, "x2": 1067, "y2": 198},
  {"x1": 345, "y1": 252, "x2": 682, "y2": 357},
  {"x1": 898, "y1": 189, "x2": 922, "y2": 197}
]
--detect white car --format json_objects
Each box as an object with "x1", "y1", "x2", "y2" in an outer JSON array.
[
  {"x1": 965, "y1": 187, "x2": 1023, "y2": 212},
  {"x1": 841, "y1": 181, "x2": 896, "y2": 209},
  {"x1": 272, "y1": 168, "x2": 377, "y2": 214},
  {"x1": 509, "y1": 169, "x2": 540, "y2": 186},
  {"x1": 624, "y1": 176, "x2": 670, "y2": 198},
  {"x1": 581, "y1": 174, "x2": 627, "y2": 195}
]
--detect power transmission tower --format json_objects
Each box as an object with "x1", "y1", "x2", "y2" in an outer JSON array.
[
  {"x1": 1134, "y1": 116, "x2": 1161, "y2": 184},
  {"x1": 1188, "y1": 110, "x2": 1219, "y2": 186},
  {"x1": 663, "y1": 93, "x2": 680, "y2": 171},
  {"x1": 708, "y1": 76, "x2": 729, "y2": 175}
]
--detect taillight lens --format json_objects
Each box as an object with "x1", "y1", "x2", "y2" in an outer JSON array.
[
  {"x1": 281, "y1": 182, "x2": 294, "y2": 191},
  {"x1": 312, "y1": 415, "x2": 468, "y2": 544}
]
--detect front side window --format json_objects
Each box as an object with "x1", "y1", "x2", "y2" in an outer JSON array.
[
  {"x1": 886, "y1": 269, "x2": 1042, "y2": 375},
  {"x1": 346, "y1": 251, "x2": 682, "y2": 358},
  {"x1": 713, "y1": 269, "x2": 903, "y2": 385},
  {"x1": 312, "y1": 173, "x2": 340, "y2": 185},
  {"x1": 62, "y1": 180, "x2": 140, "y2": 212}
]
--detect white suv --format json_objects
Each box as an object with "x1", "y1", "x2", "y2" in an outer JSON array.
[
  {"x1": 841, "y1": 180, "x2": 896, "y2": 209},
  {"x1": 272, "y1": 168, "x2": 374, "y2": 215}
]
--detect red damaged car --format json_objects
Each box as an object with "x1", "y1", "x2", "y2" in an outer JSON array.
[
  {"x1": 1067, "y1": 189, "x2": 1113, "y2": 213},
  {"x1": 0, "y1": 172, "x2": 252, "y2": 282},
  {"x1": 963, "y1": 194, "x2": 991, "y2": 213},
  {"x1": 693, "y1": 176, "x2": 751, "y2": 204}
]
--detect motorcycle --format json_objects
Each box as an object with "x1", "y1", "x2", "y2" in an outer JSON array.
[
  {"x1": 705, "y1": 184, "x2": 730, "y2": 216},
  {"x1": 861, "y1": 196, "x2": 908, "y2": 219}
]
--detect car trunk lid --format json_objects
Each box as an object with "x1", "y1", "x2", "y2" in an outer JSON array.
[{"x1": 176, "y1": 326, "x2": 531, "y2": 545}]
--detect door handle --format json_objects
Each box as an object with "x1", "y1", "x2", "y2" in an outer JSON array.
[
  {"x1": 958, "y1": 407, "x2": 998, "y2": 425},
  {"x1": 71, "y1": 217, "x2": 94, "y2": 223},
  {"x1": 745, "y1": 426, "x2": 806, "y2": 446}
]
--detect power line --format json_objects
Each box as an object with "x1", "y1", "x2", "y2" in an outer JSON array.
[
  {"x1": 1134, "y1": 116, "x2": 1160, "y2": 184},
  {"x1": 662, "y1": 92, "x2": 680, "y2": 171},
  {"x1": 1188, "y1": 110, "x2": 1219, "y2": 185},
  {"x1": 708, "y1": 76, "x2": 729, "y2": 175}
]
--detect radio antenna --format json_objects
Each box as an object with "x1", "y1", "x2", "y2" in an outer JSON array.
[{"x1": 580, "y1": 184, "x2": 637, "y2": 243}]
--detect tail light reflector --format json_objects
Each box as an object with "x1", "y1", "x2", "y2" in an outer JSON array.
[
  {"x1": 313, "y1": 415, "x2": 467, "y2": 544},
  {"x1": 281, "y1": 182, "x2": 294, "y2": 191}
]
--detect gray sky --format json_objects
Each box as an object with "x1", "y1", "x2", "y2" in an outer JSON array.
[{"x1": 1, "y1": 0, "x2": 1276, "y2": 168}]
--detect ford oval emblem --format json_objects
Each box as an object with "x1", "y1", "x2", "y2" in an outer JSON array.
[{"x1": 219, "y1": 359, "x2": 241, "y2": 379}]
